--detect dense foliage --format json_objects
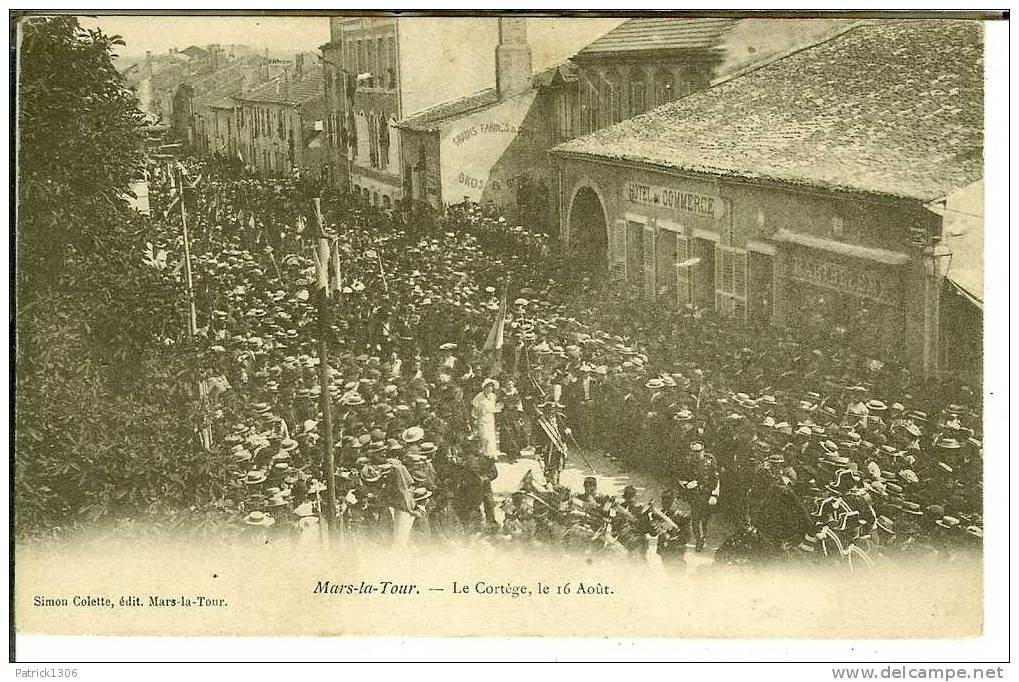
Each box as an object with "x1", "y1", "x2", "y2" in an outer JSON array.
[{"x1": 14, "y1": 17, "x2": 228, "y2": 536}]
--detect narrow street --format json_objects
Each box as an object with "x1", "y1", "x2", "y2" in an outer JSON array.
[{"x1": 492, "y1": 447, "x2": 723, "y2": 569}]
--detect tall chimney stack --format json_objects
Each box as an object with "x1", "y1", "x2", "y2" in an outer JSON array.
[{"x1": 495, "y1": 17, "x2": 532, "y2": 99}]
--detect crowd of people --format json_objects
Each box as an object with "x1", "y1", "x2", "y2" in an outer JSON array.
[{"x1": 145, "y1": 155, "x2": 983, "y2": 569}]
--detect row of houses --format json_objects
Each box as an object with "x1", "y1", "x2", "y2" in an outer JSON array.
[
  {"x1": 327, "y1": 16, "x2": 983, "y2": 383},
  {"x1": 167, "y1": 16, "x2": 982, "y2": 382}
]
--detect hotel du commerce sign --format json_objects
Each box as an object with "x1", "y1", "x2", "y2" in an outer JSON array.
[{"x1": 625, "y1": 181, "x2": 726, "y2": 220}]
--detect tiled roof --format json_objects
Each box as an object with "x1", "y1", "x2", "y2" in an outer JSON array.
[
  {"x1": 181, "y1": 45, "x2": 209, "y2": 60},
  {"x1": 210, "y1": 98, "x2": 237, "y2": 110},
  {"x1": 531, "y1": 60, "x2": 578, "y2": 88},
  {"x1": 237, "y1": 64, "x2": 324, "y2": 106},
  {"x1": 553, "y1": 19, "x2": 983, "y2": 203},
  {"x1": 576, "y1": 17, "x2": 738, "y2": 57},
  {"x1": 189, "y1": 58, "x2": 249, "y2": 92},
  {"x1": 397, "y1": 62, "x2": 575, "y2": 132},
  {"x1": 194, "y1": 75, "x2": 245, "y2": 109}
]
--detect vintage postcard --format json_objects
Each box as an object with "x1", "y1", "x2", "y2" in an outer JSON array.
[{"x1": 10, "y1": 8, "x2": 1002, "y2": 657}]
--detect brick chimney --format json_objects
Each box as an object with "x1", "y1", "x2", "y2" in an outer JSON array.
[
  {"x1": 295, "y1": 52, "x2": 304, "y2": 79},
  {"x1": 495, "y1": 17, "x2": 532, "y2": 99}
]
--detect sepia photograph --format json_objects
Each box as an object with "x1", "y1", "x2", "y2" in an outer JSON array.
[{"x1": 8, "y1": 6, "x2": 1008, "y2": 668}]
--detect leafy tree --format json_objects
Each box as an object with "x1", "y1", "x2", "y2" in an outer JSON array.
[
  {"x1": 15, "y1": 17, "x2": 226, "y2": 537},
  {"x1": 17, "y1": 16, "x2": 144, "y2": 287}
]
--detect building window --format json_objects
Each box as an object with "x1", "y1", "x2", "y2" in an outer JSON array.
[
  {"x1": 607, "y1": 69, "x2": 624, "y2": 124},
  {"x1": 629, "y1": 67, "x2": 646, "y2": 117},
  {"x1": 656, "y1": 228, "x2": 693, "y2": 307},
  {"x1": 556, "y1": 92, "x2": 571, "y2": 142},
  {"x1": 600, "y1": 78, "x2": 612, "y2": 129},
  {"x1": 380, "y1": 116, "x2": 391, "y2": 170},
  {"x1": 715, "y1": 245, "x2": 748, "y2": 319},
  {"x1": 386, "y1": 37, "x2": 397, "y2": 89},
  {"x1": 355, "y1": 110, "x2": 369, "y2": 164},
  {"x1": 368, "y1": 113, "x2": 378, "y2": 168},
  {"x1": 655, "y1": 69, "x2": 674, "y2": 107},
  {"x1": 587, "y1": 80, "x2": 599, "y2": 133}
]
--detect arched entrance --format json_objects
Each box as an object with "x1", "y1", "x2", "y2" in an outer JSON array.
[{"x1": 569, "y1": 186, "x2": 608, "y2": 271}]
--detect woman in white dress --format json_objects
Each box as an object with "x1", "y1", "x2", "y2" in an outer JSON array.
[{"x1": 471, "y1": 379, "x2": 503, "y2": 457}]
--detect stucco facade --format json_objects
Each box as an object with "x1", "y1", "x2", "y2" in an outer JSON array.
[{"x1": 554, "y1": 154, "x2": 942, "y2": 366}]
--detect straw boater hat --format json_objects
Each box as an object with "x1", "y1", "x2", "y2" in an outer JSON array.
[
  {"x1": 243, "y1": 469, "x2": 267, "y2": 485},
  {"x1": 244, "y1": 511, "x2": 275, "y2": 527},
  {"x1": 401, "y1": 426, "x2": 424, "y2": 444}
]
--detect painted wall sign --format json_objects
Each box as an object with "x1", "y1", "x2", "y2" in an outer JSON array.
[
  {"x1": 626, "y1": 182, "x2": 725, "y2": 220},
  {"x1": 785, "y1": 253, "x2": 893, "y2": 303}
]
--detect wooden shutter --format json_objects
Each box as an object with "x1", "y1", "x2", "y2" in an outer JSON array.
[
  {"x1": 714, "y1": 245, "x2": 748, "y2": 320},
  {"x1": 675, "y1": 234, "x2": 691, "y2": 306},
  {"x1": 642, "y1": 224, "x2": 656, "y2": 300}
]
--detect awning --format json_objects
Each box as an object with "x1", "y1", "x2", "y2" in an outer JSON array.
[
  {"x1": 945, "y1": 277, "x2": 983, "y2": 311},
  {"x1": 772, "y1": 229, "x2": 910, "y2": 266}
]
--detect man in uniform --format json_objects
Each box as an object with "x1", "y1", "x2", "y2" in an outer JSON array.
[
  {"x1": 684, "y1": 441, "x2": 720, "y2": 552},
  {"x1": 613, "y1": 485, "x2": 651, "y2": 558},
  {"x1": 652, "y1": 488, "x2": 692, "y2": 566}
]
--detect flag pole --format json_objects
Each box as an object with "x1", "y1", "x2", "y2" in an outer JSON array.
[
  {"x1": 177, "y1": 166, "x2": 198, "y2": 337},
  {"x1": 311, "y1": 197, "x2": 339, "y2": 536},
  {"x1": 176, "y1": 164, "x2": 211, "y2": 452},
  {"x1": 375, "y1": 249, "x2": 388, "y2": 292}
]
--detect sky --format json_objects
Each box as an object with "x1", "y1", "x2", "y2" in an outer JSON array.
[
  {"x1": 77, "y1": 14, "x2": 332, "y2": 58},
  {"x1": 75, "y1": 14, "x2": 624, "y2": 64}
]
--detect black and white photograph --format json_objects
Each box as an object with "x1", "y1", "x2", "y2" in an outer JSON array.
[{"x1": 9, "y1": 7, "x2": 1009, "y2": 669}]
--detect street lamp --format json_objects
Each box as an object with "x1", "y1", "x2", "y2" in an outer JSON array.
[{"x1": 922, "y1": 240, "x2": 953, "y2": 281}]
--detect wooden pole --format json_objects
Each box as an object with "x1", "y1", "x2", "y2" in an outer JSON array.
[
  {"x1": 178, "y1": 167, "x2": 199, "y2": 337},
  {"x1": 177, "y1": 165, "x2": 212, "y2": 452},
  {"x1": 312, "y1": 198, "x2": 339, "y2": 534}
]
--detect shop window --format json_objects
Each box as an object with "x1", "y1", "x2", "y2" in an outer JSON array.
[
  {"x1": 656, "y1": 228, "x2": 694, "y2": 309},
  {"x1": 656, "y1": 229, "x2": 677, "y2": 301},
  {"x1": 749, "y1": 251, "x2": 774, "y2": 324},
  {"x1": 715, "y1": 245, "x2": 748, "y2": 320}
]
